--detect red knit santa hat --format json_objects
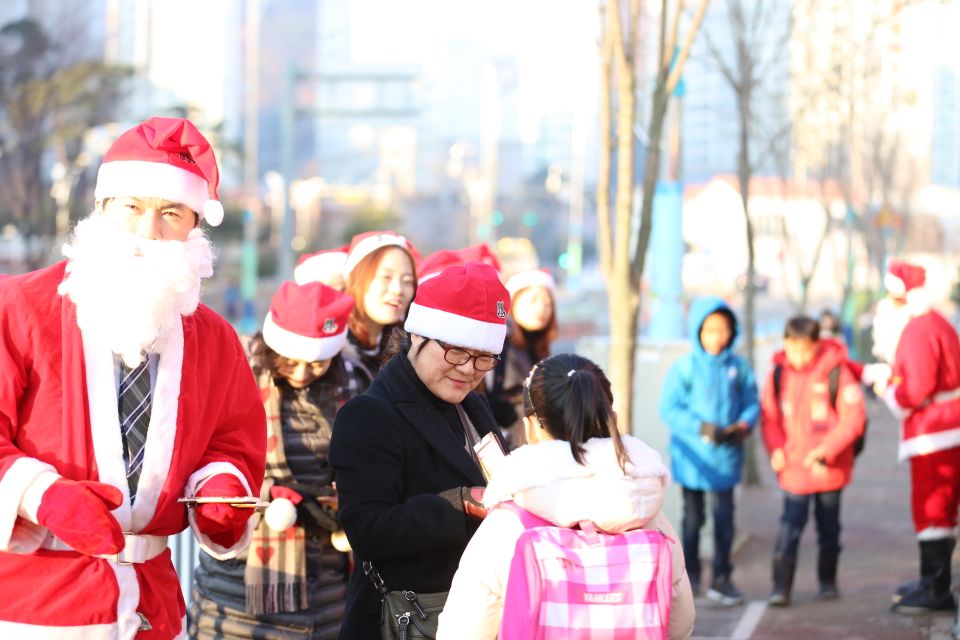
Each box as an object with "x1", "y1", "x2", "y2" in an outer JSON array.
[
  {"x1": 505, "y1": 268, "x2": 556, "y2": 298},
  {"x1": 343, "y1": 231, "x2": 418, "y2": 276},
  {"x1": 885, "y1": 260, "x2": 926, "y2": 298},
  {"x1": 404, "y1": 262, "x2": 510, "y2": 354},
  {"x1": 294, "y1": 246, "x2": 349, "y2": 286},
  {"x1": 262, "y1": 281, "x2": 355, "y2": 361},
  {"x1": 95, "y1": 117, "x2": 225, "y2": 226}
]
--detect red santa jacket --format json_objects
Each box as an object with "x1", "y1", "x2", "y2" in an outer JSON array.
[
  {"x1": 0, "y1": 262, "x2": 266, "y2": 639},
  {"x1": 888, "y1": 309, "x2": 960, "y2": 460},
  {"x1": 760, "y1": 339, "x2": 866, "y2": 494}
]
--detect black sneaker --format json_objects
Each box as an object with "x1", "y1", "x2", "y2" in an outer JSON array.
[
  {"x1": 707, "y1": 576, "x2": 745, "y2": 606},
  {"x1": 768, "y1": 589, "x2": 790, "y2": 607},
  {"x1": 817, "y1": 582, "x2": 839, "y2": 601}
]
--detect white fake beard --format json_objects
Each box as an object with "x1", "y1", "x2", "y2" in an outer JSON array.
[
  {"x1": 871, "y1": 297, "x2": 912, "y2": 364},
  {"x1": 58, "y1": 213, "x2": 215, "y2": 367}
]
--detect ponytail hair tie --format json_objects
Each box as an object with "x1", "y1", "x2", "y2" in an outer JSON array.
[{"x1": 567, "y1": 369, "x2": 577, "y2": 378}]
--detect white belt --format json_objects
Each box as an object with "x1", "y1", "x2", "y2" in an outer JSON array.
[
  {"x1": 919, "y1": 387, "x2": 960, "y2": 409},
  {"x1": 42, "y1": 532, "x2": 168, "y2": 565}
]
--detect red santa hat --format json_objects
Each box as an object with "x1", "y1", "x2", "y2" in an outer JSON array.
[
  {"x1": 459, "y1": 243, "x2": 501, "y2": 272},
  {"x1": 417, "y1": 249, "x2": 464, "y2": 282},
  {"x1": 885, "y1": 260, "x2": 926, "y2": 298},
  {"x1": 404, "y1": 262, "x2": 510, "y2": 354},
  {"x1": 418, "y1": 243, "x2": 502, "y2": 283},
  {"x1": 262, "y1": 281, "x2": 355, "y2": 361},
  {"x1": 294, "y1": 246, "x2": 349, "y2": 286},
  {"x1": 505, "y1": 268, "x2": 556, "y2": 298},
  {"x1": 94, "y1": 117, "x2": 225, "y2": 226},
  {"x1": 343, "y1": 231, "x2": 418, "y2": 277}
]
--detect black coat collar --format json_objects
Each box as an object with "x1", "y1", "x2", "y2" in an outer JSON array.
[{"x1": 376, "y1": 354, "x2": 488, "y2": 486}]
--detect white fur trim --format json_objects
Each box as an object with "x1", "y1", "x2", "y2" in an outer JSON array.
[
  {"x1": 917, "y1": 527, "x2": 958, "y2": 541},
  {"x1": 0, "y1": 458, "x2": 58, "y2": 551},
  {"x1": 95, "y1": 160, "x2": 209, "y2": 214},
  {"x1": 131, "y1": 321, "x2": 183, "y2": 532},
  {"x1": 294, "y1": 252, "x2": 348, "y2": 285},
  {"x1": 81, "y1": 320, "x2": 157, "y2": 639},
  {"x1": 884, "y1": 385, "x2": 910, "y2": 422},
  {"x1": 905, "y1": 288, "x2": 931, "y2": 316},
  {"x1": 0, "y1": 621, "x2": 118, "y2": 639},
  {"x1": 82, "y1": 325, "x2": 133, "y2": 529},
  {"x1": 343, "y1": 233, "x2": 408, "y2": 275},
  {"x1": 17, "y1": 470, "x2": 60, "y2": 524},
  {"x1": 262, "y1": 312, "x2": 347, "y2": 361},
  {"x1": 184, "y1": 461, "x2": 255, "y2": 560},
  {"x1": 109, "y1": 563, "x2": 141, "y2": 640},
  {"x1": 404, "y1": 302, "x2": 506, "y2": 354},
  {"x1": 506, "y1": 270, "x2": 556, "y2": 297},
  {"x1": 899, "y1": 427, "x2": 960, "y2": 461}
]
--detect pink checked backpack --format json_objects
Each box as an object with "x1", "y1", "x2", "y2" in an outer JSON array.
[{"x1": 498, "y1": 501, "x2": 673, "y2": 640}]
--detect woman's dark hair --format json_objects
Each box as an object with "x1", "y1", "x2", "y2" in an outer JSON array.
[
  {"x1": 784, "y1": 315, "x2": 820, "y2": 341},
  {"x1": 246, "y1": 332, "x2": 284, "y2": 377},
  {"x1": 380, "y1": 326, "x2": 430, "y2": 366},
  {"x1": 523, "y1": 353, "x2": 629, "y2": 472},
  {"x1": 344, "y1": 245, "x2": 417, "y2": 349}
]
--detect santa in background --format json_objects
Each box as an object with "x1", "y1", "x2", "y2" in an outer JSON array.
[
  {"x1": 869, "y1": 260, "x2": 960, "y2": 613},
  {"x1": 0, "y1": 117, "x2": 266, "y2": 638}
]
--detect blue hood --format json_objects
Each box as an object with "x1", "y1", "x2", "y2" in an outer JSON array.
[
  {"x1": 659, "y1": 296, "x2": 759, "y2": 490},
  {"x1": 688, "y1": 296, "x2": 738, "y2": 357}
]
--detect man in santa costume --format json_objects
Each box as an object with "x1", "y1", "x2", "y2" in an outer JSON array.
[
  {"x1": 0, "y1": 117, "x2": 266, "y2": 638},
  {"x1": 870, "y1": 260, "x2": 960, "y2": 613}
]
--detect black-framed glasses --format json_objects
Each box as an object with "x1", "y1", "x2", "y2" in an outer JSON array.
[{"x1": 435, "y1": 340, "x2": 501, "y2": 372}]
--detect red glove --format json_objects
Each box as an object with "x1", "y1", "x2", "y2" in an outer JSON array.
[
  {"x1": 462, "y1": 486, "x2": 488, "y2": 520},
  {"x1": 194, "y1": 474, "x2": 253, "y2": 548},
  {"x1": 36, "y1": 479, "x2": 124, "y2": 556}
]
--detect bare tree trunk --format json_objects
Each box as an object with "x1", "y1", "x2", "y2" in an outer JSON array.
[{"x1": 597, "y1": 0, "x2": 709, "y2": 432}]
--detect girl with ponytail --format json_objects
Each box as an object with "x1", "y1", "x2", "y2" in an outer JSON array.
[{"x1": 437, "y1": 354, "x2": 695, "y2": 639}]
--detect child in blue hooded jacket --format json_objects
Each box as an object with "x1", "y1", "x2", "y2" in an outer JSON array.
[{"x1": 659, "y1": 296, "x2": 759, "y2": 606}]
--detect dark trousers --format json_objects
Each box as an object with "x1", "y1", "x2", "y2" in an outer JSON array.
[
  {"x1": 682, "y1": 487, "x2": 735, "y2": 583},
  {"x1": 773, "y1": 489, "x2": 842, "y2": 560}
]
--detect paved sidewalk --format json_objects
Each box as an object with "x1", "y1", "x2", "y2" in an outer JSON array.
[{"x1": 690, "y1": 398, "x2": 959, "y2": 639}]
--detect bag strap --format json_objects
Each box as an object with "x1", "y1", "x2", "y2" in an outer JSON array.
[
  {"x1": 499, "y1": 501, "x2": 551, "y2": 529},
  {"x1": 828, "y1": 365, "x2": 841, "y2": 407},
  {"x1": 773, "y1": 364, "x2": 783, "y2": 403}
]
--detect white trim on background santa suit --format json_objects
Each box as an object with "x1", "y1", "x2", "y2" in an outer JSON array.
[{"x1": 0, "y1": 262, "x2": 265, "y2": 639}]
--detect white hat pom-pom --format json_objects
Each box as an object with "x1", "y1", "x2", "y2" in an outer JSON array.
[
  {"x1": 202, "y1": 199, "x2": 224, "y2": 226},
  {"x1": 264, "y1": 497, "x2": 298, "y2": 531}
]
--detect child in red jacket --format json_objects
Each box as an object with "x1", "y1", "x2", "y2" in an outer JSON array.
[{"x1": 761, "y1": 316, "x2": 866, "y2": 606}]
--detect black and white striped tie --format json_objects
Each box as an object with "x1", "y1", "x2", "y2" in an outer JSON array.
[{"x1": 118, "y1": 360, "x2": 151, "y2": 502}]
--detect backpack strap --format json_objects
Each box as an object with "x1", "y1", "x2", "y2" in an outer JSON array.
[
  {"x1": 828, "y1": 365, "x2": 841, "y2": 407},
  {"x1": 498, "y1": 501, "x2": 551, "y2": 529},
  {"x1": 773, "y1": 364, "x2": 783, "y2": 403}
]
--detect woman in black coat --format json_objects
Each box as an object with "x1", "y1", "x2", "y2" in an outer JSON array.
[{"x1": 329, "y1": 262, "x2": 512, "y2": 640}]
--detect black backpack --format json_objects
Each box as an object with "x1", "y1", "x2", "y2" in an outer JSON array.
[{"x1": 773, "y1": 363, "x2": 867, "y2": 457}]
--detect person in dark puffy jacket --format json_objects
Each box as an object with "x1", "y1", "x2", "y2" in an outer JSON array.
[
  {"x1": 189, "y1": 281, "x2": 363, "y2": 639},
  {"x1": 659, "y1": 296, "x2": 759, "y2": 606}
]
